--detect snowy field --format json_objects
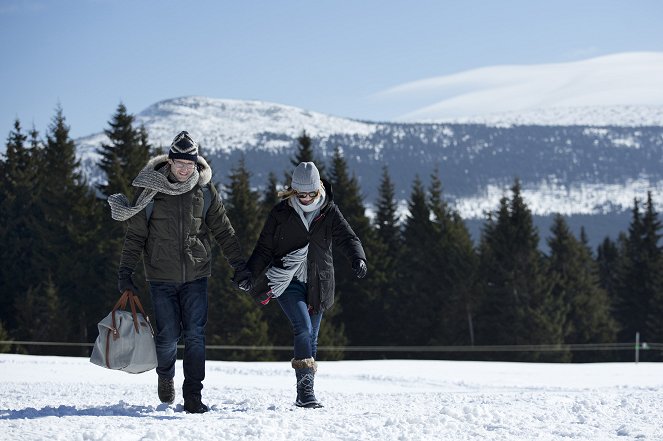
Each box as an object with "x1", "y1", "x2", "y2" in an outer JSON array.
[{"x1": 1, "y1": 354, "x2": 662, "y2": 441}]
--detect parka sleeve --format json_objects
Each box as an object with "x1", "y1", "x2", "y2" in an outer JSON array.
[
  {"x1": 119, "y1": 194, "x2": 149, "y2": 272},
  {"x1": 205, "y1": 184, "x2": 246, "y2": 270},
  {"x1": 247, "y1": 207, "x2": 278, "y2": 276},
  {"x1": 331, "y1": 206, "x2": 367, "y2": 263}
]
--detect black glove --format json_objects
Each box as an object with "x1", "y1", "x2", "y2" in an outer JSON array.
[
  {"x1": 118, "y1": 267, "x2": 139, "y2": 294},
  {"x1": 352, "y1": 259, "x2": 367, "y2": 279},
  {"x1": 238, "y1": 277, "x2": 253, "y2": 292},
  {"x1": 233, "y1": 267, "x2": 253, "y2": 292}
]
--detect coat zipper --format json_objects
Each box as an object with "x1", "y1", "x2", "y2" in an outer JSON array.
[{"x1": 179, "y1": 193, "x2": 185, "y2": 282}]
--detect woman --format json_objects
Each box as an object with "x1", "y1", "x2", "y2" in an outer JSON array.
[{"x1": 247, "y1": 161, "x2": 367, "y2": 408}]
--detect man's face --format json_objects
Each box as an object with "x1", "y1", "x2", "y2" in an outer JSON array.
[{"x1": 169, "y1": 159, "x2": 196, "y2": 182}]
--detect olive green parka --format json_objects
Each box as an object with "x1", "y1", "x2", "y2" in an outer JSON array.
[{"x1": 119, "y1": 155, "x2": 245, "y2": 282}]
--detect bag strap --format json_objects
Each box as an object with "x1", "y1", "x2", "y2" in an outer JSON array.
[
  {"x1": 111, "y1": 290, "x2": 155, "y2": 336},
  {"x1": 130, "y1": 293, "x2": 156, "y2": 336},
  {"x1": 127, "y1": 292, "x2": 140, "y2": 333},
  {"x1": 110, "y1": 291, "x2": 131, "y2": 338},
  {"x1": 113, "y1": 291, "x2": 130, "y2": 311}
]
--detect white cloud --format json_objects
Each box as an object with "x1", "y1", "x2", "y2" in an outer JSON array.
[{"x1": 374, "y1": 52, "x2": 663, "y2": 122}]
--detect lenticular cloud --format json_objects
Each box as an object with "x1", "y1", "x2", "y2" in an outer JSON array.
[{"x1": 375, "y1": 52, "x2": 663, "y2": 122}]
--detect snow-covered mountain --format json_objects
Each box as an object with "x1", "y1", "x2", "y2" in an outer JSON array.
[
  {"x1": 377, "y1": 52, "x2": 663, "y2": 125},
  {"x1": 76, "y1": 96, "x2": 663, "y2": 247},
  {"x1": 431, "y1": 105, "x2": 663, "y2": 127},
  {"x1": 78, "y1": 96, "x2": 378, "y2": 157}
]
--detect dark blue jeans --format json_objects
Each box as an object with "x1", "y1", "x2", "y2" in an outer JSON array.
[
  {"x1": 149, "y1": 277, "x2": 208, "y2": 399},
  {"x1": 276, "y1": 280, "x2": 323, "y2": 360}
]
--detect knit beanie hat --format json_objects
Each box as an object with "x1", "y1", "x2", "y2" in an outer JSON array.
[
  {"x1": 168, "y1": 131, "x2": 198, "y2": 162},
  {"x1": 291, "y1": 162, "x2": 321, "y2": 192}
]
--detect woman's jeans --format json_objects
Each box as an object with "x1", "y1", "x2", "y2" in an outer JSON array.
[
  {"x1": 149, "y1": 278, "x2": 208, "y2": 399},
  {"x1": 277, "y1": 280, "x2": 323, "y2": 360}
]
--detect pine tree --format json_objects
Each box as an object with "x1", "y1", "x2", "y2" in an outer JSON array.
[
  {"x1": 225, "y1": 157, "x2": 263, "y2": 248},
  {"x1": 597, "y1": 236, "x2": 621, "y2": 312},
  {"x1": 135, "y1": 124, "x2": 152, "y2": 170},
  {"x1": 546, "y1": 215, "x2": 617, "y2": 362},
  {"x1": 427, "y1": 171, "x2": 478, "y2": 349},
  {"x1": 96, "y1": 104, "x2": 153, "y2": 319},
  {"x1": 328, "y1": 147, "x2": 377, "y2": 351},
  {"x1": 13, "y1": 275, "x2": 68, "y2": 354},
  {"x1": 371, "y1": 166, "x2": 403, "y2": 347},
  {"x1": 374, "y1": 166, "x2": 400, "y2": 255},
  {"x1": 615, "y1": 198, "x2": 652, "y2": 344},
  {"x1": 395, "y1": 176, "x2": 436, "y2": 346},
  {"x1": 97, "y1": 103, "x2": 148, "y2": 198},
  {"x1": 286, "y1": 130, "x2": 326, "y2": 183},
  {"x1": 0, "y1": 119, "x2": 39, "y2": 330},
  {"x1": 0, "y1": 321, "x2": 11, "y2": 353},
  {"x1": 475, "y1": 180, "x2": 564, "y2": 361},
  {"x1": 641, "y1": 193, "x2": 663, "y2": 351},
  {"x1": 207, "y1": 159, "x2": 273, "y2": 361},
  {"x1": 35, "y1": 106, "x2": 106, "y2": 347},
  {"x1": 260, "y1": 172, "x2": 280, "y2": 219}
]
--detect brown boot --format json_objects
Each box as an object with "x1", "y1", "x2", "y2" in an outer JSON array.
[{"x1": 158, "y1": 376, "x2": 175, "y2": 404}]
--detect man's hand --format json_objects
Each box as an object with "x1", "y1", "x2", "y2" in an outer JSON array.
[
  {"x1": 118, "y1": 267, "x2": 139, "y2": 294},
  {"x1": 233, "y1": 267, "x2": 253, "y2": 292},
  {"x1": 237, "y1": 278, "x2": 253, "y2": 292}
]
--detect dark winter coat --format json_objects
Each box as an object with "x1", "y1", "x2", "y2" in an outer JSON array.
[
  {"x1": 247, "y1": 180, "x2": 366, "y2": 313},
  {"x1": 120, "y1": 155, "x2": 245, "y2": 283}
]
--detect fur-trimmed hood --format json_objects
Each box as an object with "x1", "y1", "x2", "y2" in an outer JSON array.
[{"x1": 145, "y1": 154, "x2": 212, "y2": 187}]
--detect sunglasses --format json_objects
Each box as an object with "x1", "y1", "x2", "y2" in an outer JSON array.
[
  {"x1": 171, "y1": 160, "x2": 196, "y2": 170},
  {"x1": 295, "y1": 190, "x2": 319, "y2": 199}
]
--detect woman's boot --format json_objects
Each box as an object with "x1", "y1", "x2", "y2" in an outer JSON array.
[{"x1": 292, "y1": 358, "x2": 322, "y2": 408}]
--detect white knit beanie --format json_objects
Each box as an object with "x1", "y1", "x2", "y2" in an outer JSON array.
[{"x1": 291, "y1": 162, "x2": 321, "y2": 192}]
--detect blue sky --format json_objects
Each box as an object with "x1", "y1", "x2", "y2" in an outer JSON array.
[{"x1": 2, "y1": 0, "x2": 663, "y2": 138}]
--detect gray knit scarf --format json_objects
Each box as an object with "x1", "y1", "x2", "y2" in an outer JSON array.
[
  {"x1": 107, "y1": 154, "x2": 211, "y2": 222},
  {"x1": 265, "y1": 189, "x2": 326, "y2": 298}
]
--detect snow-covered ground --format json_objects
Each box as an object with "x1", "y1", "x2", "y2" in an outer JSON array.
[{"x1": 1, "y1": 354, "x2": 662, "y2": 440}]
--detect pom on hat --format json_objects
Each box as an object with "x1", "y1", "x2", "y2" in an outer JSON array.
[
  {"x1": 291, "y1": 162, "x2": 321, "y2": 193},
  {"x1": 168, "y1": 131, "x2": 198, "y2": 162}
]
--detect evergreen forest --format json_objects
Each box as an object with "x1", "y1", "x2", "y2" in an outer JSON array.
[{"x1": 1, "y1": 105, "x2": 662, "y2": 363}]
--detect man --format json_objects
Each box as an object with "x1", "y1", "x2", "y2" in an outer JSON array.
[{"x1": 108, "y1": 131, "x2": 252, "y2": 413}]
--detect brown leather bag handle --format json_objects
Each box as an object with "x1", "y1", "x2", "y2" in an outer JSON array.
[
  {"x1": 131, "y1": 293, "x2": 156, "y2": 336},
  {"x1": 110, "y1": 291, "x2": 131, "y2": 338},
  {"x1": 111, "y1": 290, "x2": 153, "y2": 336}
]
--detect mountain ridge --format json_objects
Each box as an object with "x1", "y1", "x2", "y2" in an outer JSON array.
[{"x1": 74, "y1": 96, "x2": 663, "y2": 248}]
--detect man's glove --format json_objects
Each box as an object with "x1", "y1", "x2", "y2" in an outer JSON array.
[
  {"x1": 233, "y1": 267, "x2": 253, "y2": 292},
  {"x1": 352, "y1": 259, "x2": 367, "y2": 279},
  {"x1": 118, "y1": 267, "x2": 139, "y2": 294}
]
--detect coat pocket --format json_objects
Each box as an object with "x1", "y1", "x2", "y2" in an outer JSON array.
[
  {"x1": 316, "y1": 268, "x2": 335, "y2": 311},
  {"x1": 190, "y1": 237, "x2": 210, "y2": 263},
  {"x1": 150, "y1": 242, "x2": 165, "y2": 265}
]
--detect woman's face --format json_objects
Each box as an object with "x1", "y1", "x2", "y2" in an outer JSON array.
[{"x1": 295, "y1": 189, "x2": 319, "y2": 206}]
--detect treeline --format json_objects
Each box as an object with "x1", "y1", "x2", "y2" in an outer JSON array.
[{"x1": 1, "y1": 104, "x2": 662, "y2": 362}]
